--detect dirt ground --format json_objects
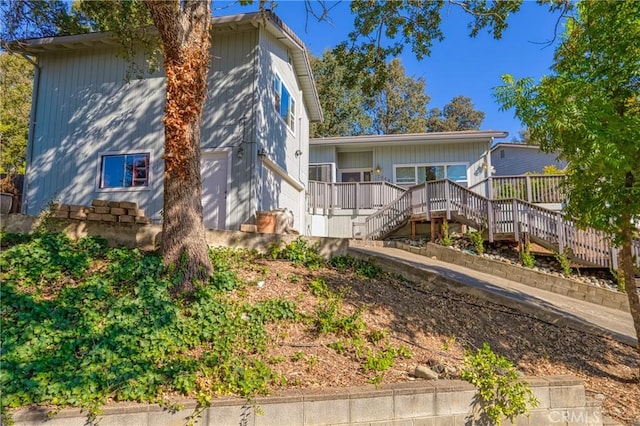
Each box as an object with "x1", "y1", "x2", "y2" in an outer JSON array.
[{"x1": 235, "y1": 258, "x2": 639, "y2": 425}]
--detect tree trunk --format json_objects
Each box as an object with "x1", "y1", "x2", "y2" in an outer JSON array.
[
  {"x1": 620, "y1": 215, "x2": 640, "y2": 357},
  {"x1": 144, "y1": 0, "x2": 214, "y2": 294}
]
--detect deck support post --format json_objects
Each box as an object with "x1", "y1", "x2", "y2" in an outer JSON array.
[
  {"x1": 512, "y1": 198, "x2": 519, "y2": 243},
  {"x1": 444, "y1": 182, "x2": 451, "y2": 220},
  {"x1": 425, "y1": 183, "x2": 431, "y2": 221},
  {"x1": 487, "y1": 200, "x2": 494, "y2": 242},
  {"x1": 556, "y1": 213, "x2": 565, "y2": 254}
]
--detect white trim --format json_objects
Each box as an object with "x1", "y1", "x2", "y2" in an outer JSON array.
[
  {"x1": 260, "y1": 155, "x2": 305, "y2": 191},
  {"x1": 393, "y1": 162, "x2": 470, "y2": 185},
  {"x1": 95, "y1": 150, "x2": 152, "y2": 193},
  {"x1": 339, "y1": 168, "x2": 373, "y2": 183},
  {"x1": 273, "y1": 73, "x2": 297, "y2": 136}
]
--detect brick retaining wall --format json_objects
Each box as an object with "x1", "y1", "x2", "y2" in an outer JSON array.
[{"x1": 9, "y1": 376, "x2": 603, "y2": 426}]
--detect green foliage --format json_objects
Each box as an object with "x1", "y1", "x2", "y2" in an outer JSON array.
[
  {"x1": 0, "y1": 232, "x2": 95, "y2": 286},
  {"x1": 270, "y1": 237, "x2": 324, "y2": 269},
  {"x1": 0, "y1": 233, "x2": 299, "y2": 420},
  {"x1": 461, "y1": 343, "x2": 538, "y2": 425},
  {"x1": 519, "y1": 243, "x2": 536, "y2": 269},
  {"x1": 440, "y1": 219, "x2": 452, "y2": 246},
  {"x1": 468, "y1": 229, "x2": 485, "y2": 255},
  {"x1": 0, "y1": 53, "x2": 33, "y2": 175},
  {"x1": 554, "y1": 248, "x2": 572, "y2": 276},
  {"x1": 427, "y1": 95, "x2": 485, "y2": 132},
  {"x1": 329, "y1": 255, "x2": 383, "y2": 279},
  {"x1": 310, "y1": 49, "x2": 372, "y2": 137}
]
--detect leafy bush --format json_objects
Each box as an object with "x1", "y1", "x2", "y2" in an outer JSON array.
[
  {"x1": 520, "y1": 242, "x2": 536, "y2": 268},
  {"x1": 554, "y1": 248, "x2": 572, "y2": 276},
  {"x1": 440, "y1": 219, "x2": 452, "y2": 247},
  {"x1": 270, "y1": 237, "x2": 324, "y2": 269},
  {"x1": 468, "y1": 230, "x2": 485, "y2": 255},
  {"x1": 461, "y1": 343, "x2": 538, "y2": 425}
]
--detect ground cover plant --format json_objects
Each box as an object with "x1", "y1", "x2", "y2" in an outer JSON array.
[{"x1": 1, "y1": 232, "x2": 638, "y2": 424}]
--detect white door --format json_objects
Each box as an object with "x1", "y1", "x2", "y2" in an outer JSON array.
[{"x1": 201, "y1": 152, "x2": 228, "y2": 230}]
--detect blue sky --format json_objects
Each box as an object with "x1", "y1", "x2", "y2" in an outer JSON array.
[{"x1": 215, "y1": 1, "x2": 566, "y2": 141}]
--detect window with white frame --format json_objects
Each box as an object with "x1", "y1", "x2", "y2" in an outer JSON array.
[
  {"x1": 99, "y1": 153, "x2": 150, "y2": 189},
  {"x1": 274, "y1": 74, "x2": 296, "y2": 132},
  {"x1": 394, "y1": 163, "x2": 468, "y2": 186}
]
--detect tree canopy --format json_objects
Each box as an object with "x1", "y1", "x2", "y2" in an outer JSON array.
[
  {"x1": 366, "y1": 58, "x2": 430, "y2": 134},
  {"x1": 426, "y1": 95, "x2": 485, "y2": 132},
  {"x1": 495, "y1": 0, "x2": 640, "y2": 352},
  {"x1": 0, "y1": 52, "x2": 33, "y2": 175}
]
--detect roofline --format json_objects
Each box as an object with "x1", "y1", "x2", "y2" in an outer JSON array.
[
  {"x1": 311, "y1": 131, "x2": 509, "y2": 147},
  {"x1": 490, "y1": 142, "x2": 544, "y2": 152},
  {"x1": 13, "y1": 11, "x2": 323, "y2": 122}
]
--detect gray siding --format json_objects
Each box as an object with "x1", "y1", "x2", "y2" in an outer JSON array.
[
  {"x1": 203, "y1": 28, "x2": 260, "y2": 229},
  {"x1": 309, "y1": 146, "x2": 336, "y2": 164},
  {"x1": 374, "y1": 142, "x2": 488, "y2": 186},
  {"x1": 26, "y1": 47, "x2": 165, "y2": 219},
  {"x1": 337, "y1": 151, "x2": 373, "y2": 169},
  {"x1": 25, "y1": 26, "x2": 312, "y2": 232},
  {"x1": 492, "y1": 146, "x2": 566, "y2": 176},
  {"x1": 253, "y1": 27, "x2": 308, "y2": 222}
]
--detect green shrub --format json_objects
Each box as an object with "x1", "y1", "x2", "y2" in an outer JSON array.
[
  {"x1": 461, "y1": 343, "x2": 538, "y2": 425},
  {"x1": 440, "y1": 219, "x2": 452, "y2": 247},
  {"x1": 270, "y1": 237, "x2": 324, "y2": 269},
  {"x1": 468, "y1": 230, "x2": 485, "y2": 255},
  {"x1": 554, "y1": 248, "x2": 572, "y2": 276},
  {"x1": 520, "y1": 243, "x2": 536, "y2": 268}
]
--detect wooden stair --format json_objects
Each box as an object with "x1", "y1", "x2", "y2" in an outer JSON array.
[{"x1": 354, "y1": 179, "x2": 640, "y2": 270}]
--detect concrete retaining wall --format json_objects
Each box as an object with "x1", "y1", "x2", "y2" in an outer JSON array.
[
  {"x1": 398, "y1": 242, "x2": 629, "y2": 313},
  {"x1": 9, "y1": 376, "x2": 603, "y2": 426},
  {"x1": 0, "y1": 214, "x2": 349, "y2": 258},
  {"x1": 351, "y1": 239, "x2": 628, "y2": 313}
]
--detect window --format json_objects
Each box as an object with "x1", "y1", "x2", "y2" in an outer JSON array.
[
  {"x1": 394, "y1": 163, "x2": 468, "y2": 186},
  {"x1": 100, "y1": 153, "x2": 149, "y2": 189},
  {"x1": 274, "y1": 75, "x2": 296, "y2": 132},
  {"x1": 309, "y1": 164, "x2": 333, "y2": 182}
]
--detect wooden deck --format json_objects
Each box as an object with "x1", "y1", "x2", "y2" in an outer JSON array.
[{"x1": 310, "y1": 176, "x2": 640, "y2": 269}]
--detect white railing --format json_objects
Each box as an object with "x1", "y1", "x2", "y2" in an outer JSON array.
[
  {"x1": 469, "y1": 175, "x2": 566, "y2": 204},
  {"x1": 307, "y1": 181, "x2": 406, "y2": 213},
  {"x1": 355, "y1": 178, "x2": 640, "y2": 269}
]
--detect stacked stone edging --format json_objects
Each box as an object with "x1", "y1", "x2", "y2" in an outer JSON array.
[
  {"x1": 9, "y1": 376, "x2": 603, "y2": 426},
  {"x1": 51, "y1": 199, "x2": 151, "y2": 225},
  {"x1": 351, "y1": 240, "x2": 629, "y2": 313}
]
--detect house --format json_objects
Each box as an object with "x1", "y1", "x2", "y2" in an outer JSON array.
[
  {"x1": 490, "y1": 142, "x2": 566, "y2": 176},
  {"x1": 307, "y1": 131, "x2": 507, "y2": 237},
  {"x1": 19, "y1": 11, "x2": 322, "y2": 234}
]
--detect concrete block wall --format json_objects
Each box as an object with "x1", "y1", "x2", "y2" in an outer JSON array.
[
  {"x1": 387, "y1": 241, "x2": 629, "y2": 313},
  {"x1": 9, "y1": 376, "x2": 603, "y2": 426},
  {"x1": 0, "y1": 215, "x2": 349, "y2": 258}
]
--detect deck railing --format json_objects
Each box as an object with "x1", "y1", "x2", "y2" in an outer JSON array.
[
  {"x1": 468, "y1": 175, "x2": 566, "y2": 204},
  {"x1": 307, "y1": 181, "x2": 406, "y2": 214},
  {"x1": 355, "y1": 178, "x2": 640, "y2": 269}
]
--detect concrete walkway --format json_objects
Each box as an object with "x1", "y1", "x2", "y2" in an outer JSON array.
[{"x1": 349, "y1": 245, "x2": 637, "y2": 347}]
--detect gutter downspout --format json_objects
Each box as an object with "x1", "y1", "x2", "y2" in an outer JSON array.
[{"x1": 22, "y1": 54, "x2": 40, "y2": 215}]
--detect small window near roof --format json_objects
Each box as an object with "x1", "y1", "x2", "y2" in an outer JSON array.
[
  {"x1": 100, "y1": 153, "x2": 149, "y2": 189},
  {"x1": 500, "y1": 149, "x2": 505, "y2": 159}
]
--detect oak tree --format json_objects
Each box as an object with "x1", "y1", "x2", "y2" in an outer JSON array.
[{"x1": 495, "y1": 0, "x2": 640, "y2": 352}]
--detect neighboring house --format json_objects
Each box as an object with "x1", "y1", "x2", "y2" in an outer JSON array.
[
  {"x1": 307, "y1": 131, "x2": 507, "y2": 237},
  {"x1": 19, "y1": 11, "x2": 322, "y2": 233},
  {"x1": 490, "y1": 142, "x2": 566, "y2": 176}
]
